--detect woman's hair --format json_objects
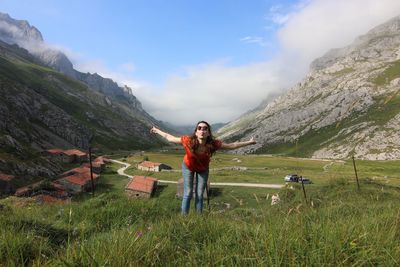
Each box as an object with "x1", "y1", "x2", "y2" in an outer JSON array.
[{"x1": 189, "y1": 121, "x2": 218, "y2": 155}]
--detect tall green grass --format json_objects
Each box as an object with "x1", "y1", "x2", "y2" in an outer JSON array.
[{"x1": 1, "y1": 174, "x2": 399, "y2": 266}]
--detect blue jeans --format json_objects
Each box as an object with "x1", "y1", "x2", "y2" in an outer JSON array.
[{"x1": 181, "y1": 162, "x2": 209, "y2": 214}]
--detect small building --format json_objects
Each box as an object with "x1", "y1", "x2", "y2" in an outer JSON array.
[
  {"x1": 0, "y1": 173, "x2": 16, "y2": 194},
  {"x1": 125, "y1": 176, "x2": 158, "y2": 198},
  {"x1": 81, "y1": 162, "x2": 102, "y2": 174},
  {"x1": 58, "y1": 167, "x2": 99, "y2": 194},
  {"x1": 61, "y1": 167, "x2": 97, "y2": 178},
  {"x1": 44, "y1": 148, "x2": 88, "y2": 163},
  {"x1": 44, "y1": 149, "x2": 72, "y2": 163},
  {"x1": 57, "y1": 173, "x2": 99, "y2": 194},
  {"x1": 64, "y1": 149, "x2": 88, "y2": 163},
  {"x1": 137, "y1": 161, "x2": 171, "y2": 172},
  {"x1": 14, "y1": 181, "x2": 43, "y2": 197},
  {"x1": 176, "y1": 177, "x2": 210, "y2": 199}
]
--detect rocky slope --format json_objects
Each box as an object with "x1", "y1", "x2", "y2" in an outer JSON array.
[
  {"x1": 0, "y1": 12, "x2": 155, "y2": 126},
  {"x1": 218, "y1": 15, "x2": 400, "y2": 160}
]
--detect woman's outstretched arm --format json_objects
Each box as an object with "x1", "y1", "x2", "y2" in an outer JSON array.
[
  {"x1": 150, "y1": 126, "x2": 181, "y2": 144},
  {"x1": 220, "y1": 137, "x2": 256, "y2": 149}
]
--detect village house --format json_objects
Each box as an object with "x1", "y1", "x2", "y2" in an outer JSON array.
[
  {"x1": 57, "y1": 166, "x2": 99, "y2": 193},
  {"x1": 63, "y1": 149, "x2": 88, "y2": 163},
  {"x1": 137, "y1": 161, "x2": 171, "y2": 172},
  {"x1": 125, "y1": 176, "x2": 158, "y2": 198},
  {"x1": 14, "y1": 181, "x2": 44, "y2": 197},
  {"x1": 0, "y1": 173, "x2": 16, "y2": 194},
  {"x1": 44, "y1": 149, "x2": 72, "y2": 163},
  {"x1": 56, "y1": 172, "x2": 99, "y2": 194},
  {"x1": 82, "y1": 156, "x2": 107, "y2": 174},
  {"x1": 44, "y1": 149, "x2": 88, "y2": 163}
]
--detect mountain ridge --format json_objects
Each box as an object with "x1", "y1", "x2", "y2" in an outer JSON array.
[{"x1": 218, "y1": 14, "x2": 400, "y2": 160}]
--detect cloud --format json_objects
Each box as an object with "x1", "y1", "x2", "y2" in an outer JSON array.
[
  {"x1": 277, "y1": 0, "x2": 400, "y2": 72},
  {"x1": 130, "y1": 60, "x2": 289, "y2": 125},
  {"x1": 119, "y1": 62, "x2": 136, "y2": 73},
  {"x1": 240, "y1": 36, "x2": 269, "y2": 47}
]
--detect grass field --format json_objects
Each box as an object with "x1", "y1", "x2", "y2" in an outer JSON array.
[{"x1": 1, "y1": 152, "x2": 400, "y2": 266}]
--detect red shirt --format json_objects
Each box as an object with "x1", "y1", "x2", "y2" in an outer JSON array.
[{"x1": 181, "y1": 136, "x2": 222, "y2": 172}]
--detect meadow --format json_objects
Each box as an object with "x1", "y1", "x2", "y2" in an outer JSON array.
[{"x1": 1, "y1": 152, "x2": 400, "y2": 266}]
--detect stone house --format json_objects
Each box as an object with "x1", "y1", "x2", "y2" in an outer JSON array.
[
  {"x1": 45, "y1": 149, "x2": 88, "y2": 163},
  {"x1": 137, "y1": 161, "x2": 171, "y2": 172},
  {"x1": 14, "y1": 181, "x2": 43, "y2": 197},
  {"x1": 44, "y1": 149, "x2": 73, "y2": 163},
  {"x1": 58, "y1": 167, "x2": 99, "y2": 193},
  {"x1": 82, "y1": 156, "x2": 107, "y2": 174},
  {"x1": 57, "y1": 173, "x2": 99, "y2": 193},
  {"x1": 125, "y1": 176, "x2": 158, "y2": 198},
  {"x1": 63, "y1": 149, "x2": 88, "y2": 163}
]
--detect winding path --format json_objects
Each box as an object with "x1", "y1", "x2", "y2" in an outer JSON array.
[{"x1": 110, "y1": 159, "x2": 284, "y2": 189}]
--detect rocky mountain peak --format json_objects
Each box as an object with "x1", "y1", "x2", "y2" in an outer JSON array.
[
  {"x1": 0, "y1": 12, "x2": 43, "y2": 44},
  {"x1": 311, "y1": 15, "x2": 400, "y2": 72},
  {"x1": 218, "y1": 14, "x2": 400, "y2": 160}
]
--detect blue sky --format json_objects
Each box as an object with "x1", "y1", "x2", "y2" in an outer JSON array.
[
  {"x1": 0, "y1": 0, "x2": 291, "y2": 83},
  {"x1": 1, "y1": 0, "x2": 400, "y2": 125}
]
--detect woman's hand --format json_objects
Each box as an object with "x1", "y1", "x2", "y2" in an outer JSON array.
[
  {"x1": 249, "y1": 137, "x2": 257, "y2": 145},
  {"x1": 150, "y1": 126, "x2": 158, "y2": 134}
]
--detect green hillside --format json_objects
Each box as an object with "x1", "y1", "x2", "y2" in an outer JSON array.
[{"x1": 0, "y1": 42, "x2": 162, "y2": 152}]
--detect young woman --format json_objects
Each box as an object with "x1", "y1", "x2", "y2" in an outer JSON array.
[{"x1": 150, "y1": 121, "x2": 256, "y2": 214}]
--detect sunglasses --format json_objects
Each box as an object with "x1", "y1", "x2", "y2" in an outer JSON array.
[{"x1": 197, "y1": 126, "x2": 209, "y2": 131}]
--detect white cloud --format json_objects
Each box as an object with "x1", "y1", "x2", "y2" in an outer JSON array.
[
  {"x1": 240, "y1": 36, "x2": 269, "y2": 47},
  {"x1": 119, "y1": 62, "x2": 136, "y2": 73},
  {"x1": 277, "y1": 0, "x2": 400, "y2": 73},
  {"x1": 129, "y1": 60, "x2": 289, "y2": 125}
]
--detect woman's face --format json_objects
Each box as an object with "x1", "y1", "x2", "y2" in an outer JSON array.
[{"x1": 195, "y1": 122, "x2": 210, "y2": 140}]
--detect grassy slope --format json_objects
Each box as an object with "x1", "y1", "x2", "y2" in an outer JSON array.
[{"x1": 1, "y1": 153, "x2": 399, "y2": 266}]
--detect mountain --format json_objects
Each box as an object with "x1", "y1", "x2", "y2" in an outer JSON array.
[
  {"x1": 0, "y1": 12, "x2": 151, "y2": 119},
  {"x1": 0, "y1": 13, "x2": 165, "y2": 178},
  {"x1": 217, "y1": 15, "x2": 400, "y2": 160}
]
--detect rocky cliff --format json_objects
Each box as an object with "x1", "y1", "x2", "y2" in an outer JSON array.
[{"x1": 218, "y1": 15, "x2": 400, "y2": 160}]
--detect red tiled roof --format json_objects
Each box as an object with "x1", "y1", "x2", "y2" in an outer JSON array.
[
  {"x1": 15, "y1": 187, "x2": 31, "y2": 196},
  {"x1": 51, "y1": 182, "x2": 66, "y2": 191},
  {"x1": 138, "y1": 161, "x2": 162, "y2": 168},
  {"x1": 62, "y1": 167, "x2": 91, "y2": 176},
  {"x1": 0, "y1": 173, "x2": 15, "y2": 181},
  {"x1": 82, "y1": 162, "x2": 103, "y2": 168},
  {"x1": 93, "y1": 156, "x2": 106, "y2": 164},
  {"x1": 78, "y1": 172, "x2": 99, "y2": 180},
  {"x1": 64, "y1": 175, "x2": 90, "y2": 186},
  {"x1": 126, "y1": 176, "x2": 157, "y2": 194},
  {"x1": 64, "y1": 149, "x2": 87, "y2": 157}
]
